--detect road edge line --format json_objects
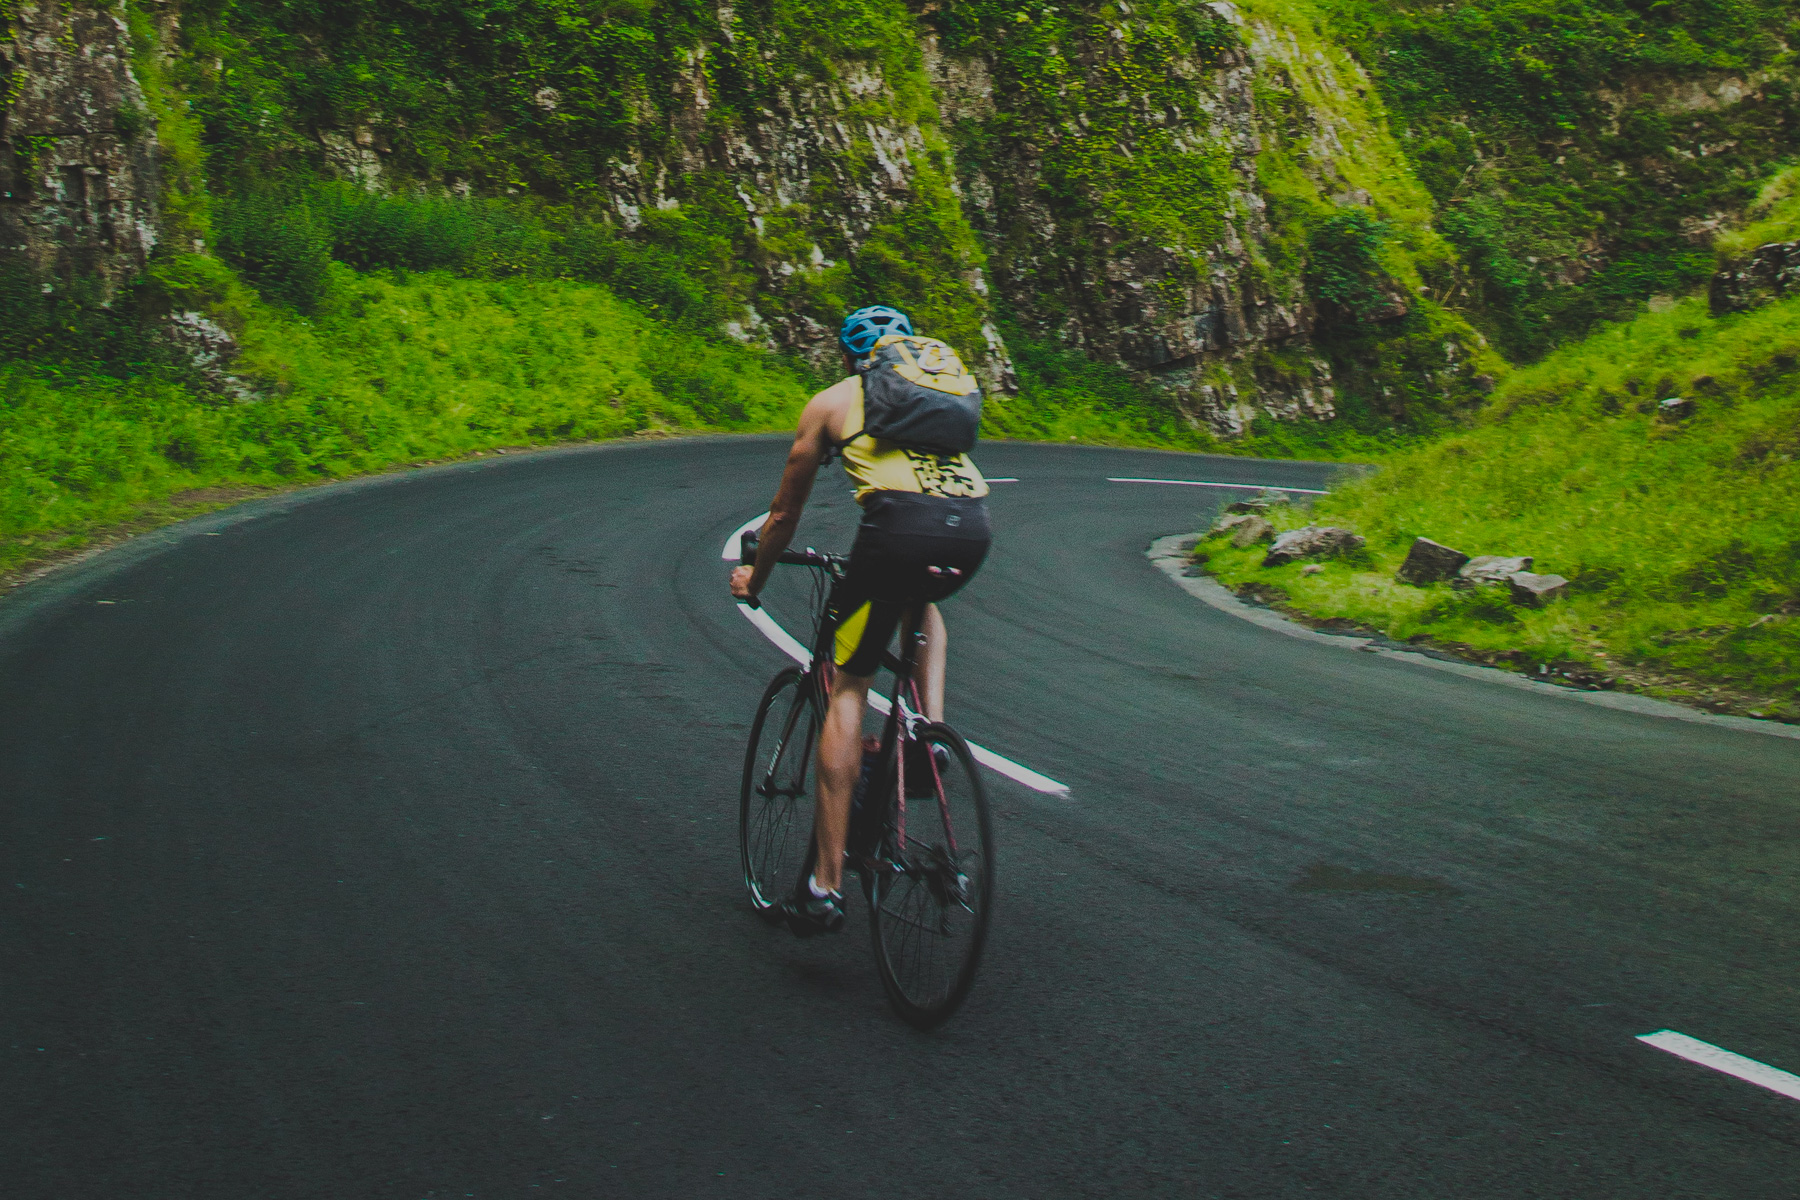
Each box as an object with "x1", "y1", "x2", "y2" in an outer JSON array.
[{"x1": 1108, "y1": 477, "x2": 1331, "y2": 495}]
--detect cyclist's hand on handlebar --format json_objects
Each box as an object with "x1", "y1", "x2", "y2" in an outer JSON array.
[{"x1": 729, "y1": 565, "x2": 759, "y2": 606}]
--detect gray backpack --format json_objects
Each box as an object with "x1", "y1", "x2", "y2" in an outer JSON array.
[{"x1": 850, "y1": 335, "x2": 983, "y2": 455}]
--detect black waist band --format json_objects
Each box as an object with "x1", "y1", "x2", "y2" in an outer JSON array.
[{"x1": 858, "y1": 491, "x2": 991, "y2": 540}]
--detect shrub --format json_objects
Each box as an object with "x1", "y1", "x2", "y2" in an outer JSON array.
[{"x1": 213, "y1": 194, "x2": 332, "y2": 313}]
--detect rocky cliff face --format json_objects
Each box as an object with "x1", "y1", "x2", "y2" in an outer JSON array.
[
  {"x1": 592, "y1": 41, "x2": 1018, "y2": 391},
  {"x1": 924, "y1": 5, "x2": 1332, "y2": 434},
  {"x1": 8, "y1": 0, "x2": 1795, "y2": 437},
  {"x1": 919, "y1": 0, "x2": 1492, "y2": 435},
  {"x1": 3, "y1": 0, "x2": 1480, "y2": 432},
  {"x1": 0, "y1": 0, "x2": 158, "y2": 299},
  {"x1": 571, "y1": 0, "x2": 1480, "y2": 432}
]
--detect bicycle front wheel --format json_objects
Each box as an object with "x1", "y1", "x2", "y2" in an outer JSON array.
[
  {"x1": 869, "y1": 722, "x2": 994, "y2": 1027},
  {"x1": 739, "y1": 667, "x2": 821, "y2": 921}
]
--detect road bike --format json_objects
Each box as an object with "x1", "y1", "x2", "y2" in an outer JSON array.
[{"x1": 736, "y1": 533, "x2": 994, "y2": 1028}]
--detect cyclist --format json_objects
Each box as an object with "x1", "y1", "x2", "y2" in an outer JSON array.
[{"x1": 729, "y1": 305, "x2": 991, "y2": 935}]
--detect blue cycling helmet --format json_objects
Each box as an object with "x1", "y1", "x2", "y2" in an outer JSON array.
[{"x1": 838, "y1": 305, "x2": 913, "y2": 356}]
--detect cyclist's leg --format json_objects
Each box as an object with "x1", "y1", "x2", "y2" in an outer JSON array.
[
  {"x1": 811, "y1": 576, "x2": 901, "y2": 896},
  {"x1": 812, "y1": 667, "x2": 871, "y2": 894},
  {"x1": 919, "y1": 602, "x2": 947, "y2": 723}
]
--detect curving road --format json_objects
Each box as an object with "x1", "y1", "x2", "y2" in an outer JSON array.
[{"x1": 3, "y1": 437, "x2": 1798, "y2": 1198}]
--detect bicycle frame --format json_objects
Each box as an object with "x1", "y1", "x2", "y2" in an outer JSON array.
[
  {"x1": 740, "y1": 530, "x2": 993, "y2": 1025},
  {"x1": 807, "y1": 602, "x2": 956, "y2": 873},
  {"x1": 742, "y1": 531, "x2": 959, "y2": 876}
]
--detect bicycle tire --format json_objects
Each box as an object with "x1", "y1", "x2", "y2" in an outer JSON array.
[
  {"x1": 868, "y1": 721, "x2": 994, "y2": 1027},
  {"x1": 739, "y1": 667, "x2": 821, "y2": 922}
]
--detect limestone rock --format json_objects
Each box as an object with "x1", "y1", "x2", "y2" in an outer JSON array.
[
  {"x1": 1508, "y1": 572, "x2": 1570, "y2": 606},
  {"x1": 1395, "y1": 537, "x2": 1470, "y2": 585},
  {"x1": 1709, "y1": 241, "x2": 1800, "y2": 316},
  {"x1": 920, "y1": 16, "x2": 1491, "y2": 439},
  {"x1": 1230, "y1": 515, "x2": 1275, "y2": 548},
  {"x1": 1211, "y1": 511, "x2": 1252, "y2": 535},
  {"x1": 0, "y1": 0, "x2": 160, "y2": 299},
  {"x1": 1263, "y1": 525, "x2": 1364, "y2": 567},
  {"x1": 1458, "y1": 555, "x2": 1533, "y2": 588},
  {"x1": 164, "y1": 311, "x2": 258, "y2": 402},
  {"x1": 1225, "y1": 491, "x2": 1291, "y2": 515},
  {"x1": 599, "y1": 42, "x2": 1021, "y2": 392}
]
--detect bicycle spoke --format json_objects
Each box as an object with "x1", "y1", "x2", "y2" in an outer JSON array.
[
  {"x1": 740, "y1": 669, "x2": 821, "y2": 919},
  {"x1": 869, "y1": 723, "x2": 993, "y2": 1027}
]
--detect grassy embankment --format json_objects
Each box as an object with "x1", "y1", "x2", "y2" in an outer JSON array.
[
  {"x1": 1, "y1": 0, "x2": 1372, "y2": 584},
  {"x1": 0, "y1": 257, "x2": 816, "y2": 578},
  {"x1": 0, "y1": 248, "x2": 1367, "y2": 584},
  {"x1": 1195, "y1": 171, "x2": 1800, "y2": 717}
]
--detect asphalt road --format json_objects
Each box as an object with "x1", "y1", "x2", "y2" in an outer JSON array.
[{"x1": 4, "y1": 437, "x2": 1798, "y2": 1198}]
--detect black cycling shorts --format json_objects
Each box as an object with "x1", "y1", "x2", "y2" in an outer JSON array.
[{"x1": 827, "y1": 492, "x2": 991, "y2": 678}]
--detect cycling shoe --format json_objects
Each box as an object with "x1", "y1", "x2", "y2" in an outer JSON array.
[{"x1": 782, "y1": 886, "x2": 846, "y2": 937}]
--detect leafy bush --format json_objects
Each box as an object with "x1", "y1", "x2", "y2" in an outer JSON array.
[
  {"x1": 1307, "y1": 209, "x2": 1393, "y2": 322},
  {"x1": 1316, "y1": 0, "x2": 1800, "y2": 357},
  {"x1": 212, "y1": 193, "x2": 332, "y2": 313}
]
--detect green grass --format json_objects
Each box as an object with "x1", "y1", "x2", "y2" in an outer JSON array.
[
  {"x1": 0, "y1": 264, "x2": 812, "y2": 575},
  {"x1": 4, "y1": 249, "x2": 1411, "y2": 580},
  {"x1": 1716, "y1": 164, "x2": 1800, "y2": 259},
  {"x1": 1313, "y1": 0, "x2": 1800, "y2": 359},
  {"x1": 1196, "y1": 292, "x2": 1800, "y2": 716}
]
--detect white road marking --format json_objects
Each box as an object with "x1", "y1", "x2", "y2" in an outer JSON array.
[
  {"x1": 964, "y1": 744, "x2": 1073, "y2": 794},
  {"x1": 721, "y1": 512, "x2": 769, "y2": 561},
  {"x1": 737, "y1": 602, "x2": 812, "y2": 666},
  {"x1": 986, "y1": 477, "x2": 1020, "y2": 483},
  {"x1": 1107, "y1": 477, "x2": 1330, "y2": 495},
  {"x1": 725, "y1": 510, "x2": 1071, "y2": 796},
  {"x1": 1637, "y1": 1030, "x2": 1800, "y2": 1101}
]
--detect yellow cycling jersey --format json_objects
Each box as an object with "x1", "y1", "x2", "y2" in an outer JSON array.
[{"x1": 835, "y1": 375, "x2": 989, "y2": 504}]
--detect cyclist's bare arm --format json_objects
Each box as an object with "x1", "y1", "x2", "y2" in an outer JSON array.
[{"x1": 730, "y1": 385, "x2": 848, "y2": 600}]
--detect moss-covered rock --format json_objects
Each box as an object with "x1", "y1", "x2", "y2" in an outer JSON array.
[{"x1": 923, "y1": 0, "x2": 1504, "y2": 434}]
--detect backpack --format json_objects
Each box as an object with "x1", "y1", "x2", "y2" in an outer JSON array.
[{"x1": 849, "y1": 334, "x2": 983, "y2": 455}]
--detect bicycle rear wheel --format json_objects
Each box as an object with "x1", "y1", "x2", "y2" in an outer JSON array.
[
  {"x1": 868, "y1": 722, "x2": 994, "y2": 1027},
  {"x1": 740, "y1": 667, "x2": 821, "y2": 921}
]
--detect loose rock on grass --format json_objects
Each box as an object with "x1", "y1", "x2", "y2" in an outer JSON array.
[
  {"x1": 1231, "y1": 515, "x2": 1274, "y2": 548},
  {"x1": 1395, "y1": 537, "x2": 1470, "y2": 585},
  {"x1": 1457, "y1": 555, "x2": 1533, "y2": 588},
  {"x1": 1211, "y1": 512, "x2": 1251, "y2": 535},
  {"x1": 1263, "y1": 526, "x2": 1364, "y2": 567},
  {"x1": 1210, "y1": 511, "x2": 1277, "y2": 548},
  {"x1": 1507, "y1": 572, "x2": 1570, "y2": 606},
  {"x1": 1709, "y1": 240, "x2": 1800, "y2": 315},
  {"x1": 1224, "y1": 491, "x2": 1292, "y2": 515}
]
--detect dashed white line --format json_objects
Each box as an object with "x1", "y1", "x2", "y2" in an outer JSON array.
[
  {"x1": 986, "y1": 477, "x2": 1020, "y2": 483},
  {"x1": 723, "y1": 515, "x2": 1069, "y2": 797},
  {"x1": 1107, "y1": 476, "x2": 1330, "y2": 495},
  {"x1": 1638, "y1": 1030, "x2": 1800, "y2": 1101}
]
